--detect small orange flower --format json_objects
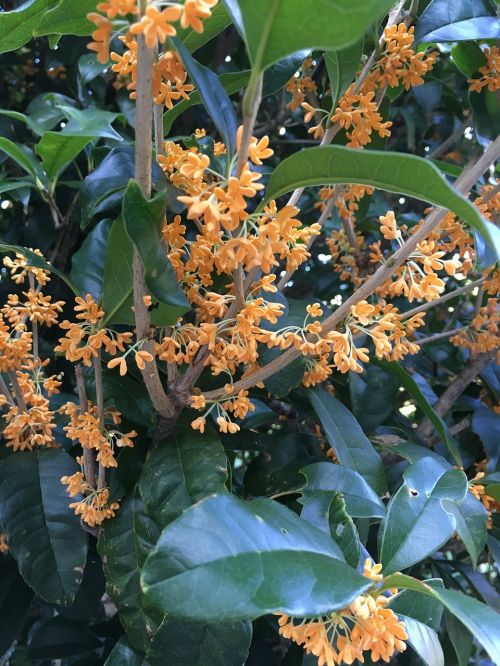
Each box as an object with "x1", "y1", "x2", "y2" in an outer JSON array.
[{"x1": 130, "y1": 5, "x2": 182, "y2": 48}]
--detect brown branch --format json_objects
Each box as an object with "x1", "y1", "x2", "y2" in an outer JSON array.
[
  {"x1": 401, "y1": 277, "x2": 486, "y2": 320},
  {"x1": 7, "y1": 371, "x2": 27, "y2": 410},
  {"x1": 0, "y1": 376, "x2": 15, "y2": 406},
  {"x1": 93, "y1": 353, "x2": 106, "y2": 491},
  {"x1": 417, "y1": 350, "x2": 496, "y2": 439},
  {"x1": 415, "y1": 326, "x2": 467, "y2": 345},
  {"x1": 74, "y1": 364, "x2": 96, "y2": 489}
]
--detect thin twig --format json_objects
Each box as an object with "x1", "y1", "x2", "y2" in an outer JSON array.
[
  {"x1": 93, "y1": 353, "x2": 106, "y2": 491},
  {"x1": 416, "y1": 327, "x2": 466, "y2": 345},
  {"x1": 428, "y1": 120, "x2": 469, "y2": 160},
  {"x1": 75, "y1": 364, "x2": 96, "y2": 488},
  {"x1": 7, "y1": 371, "x2": 27, "y2": 410},
  {"x1": 0, "y1": 376, "x2": 15, "y2": 406}
]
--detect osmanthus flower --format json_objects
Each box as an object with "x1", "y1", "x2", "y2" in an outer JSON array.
[
  {"x1": 61, "y1": 468, "x2": 120, "y2": 527},
  {"x1": 0, "y1": 534, "x2": 8, "y2": 555},
  {"x1": 87, "y1": 12, "x2": 114, "y2": 63},
  {"x1": 190, "y1": 388, "x2": 254, "y2": 434},
  {"x1": 277, "y1": 560, "x2": 407, "y2": 665},
  {"x1": 3, "y1": 250, "x2": 51, "y2": 286},
  {"x1": 0, "y1": 315, "x2": 32, "y2": 372},
  {"x1": 97, "y1": 0, "x2": 138, "y2": 19},
  {"x1": 180, "y1": 0, "x2": 218, "y2": 33},
  {"x1": 130, "y1": 4, "x2": 183, "y2": 48},
  {"x1": 3, "y1": 394, "x2": 57, "y2": 451},
  {"x1": 468, "y1": 46, "x2": 500, "y2": 93},
  {"x1": 55, "y1": 294, "x2": 134, "y2": 368},
  {"x1": 451, "y1": 299, "x2": 500, "y2": 362},
  {"x1": 1, "y1": 290, "x2": 64, "y2": 329},
  {"x1": 469, "y1": 472, "x2": 500, "y2": 516}
]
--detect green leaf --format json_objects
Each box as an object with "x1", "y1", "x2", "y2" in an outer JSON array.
[
  {"x1": 98, "y1": 490, "x2": 160, "y2": 652},
  {"x1": 382, "y1": 574, "x2": 500, "y2": 664},
  {"x1": 141, "y1": 493, "x2": 371, "y2": 621},
  {"x1": 400, "y1": 616, "x2": 444, "y2": 666},
  {"x1": 138, "y1": 427, "x2": 228, "y2": 530},
  {"x1": 445, "y1": 493, "x2": 488, "y2": 567},
  {"x1": 35, "y1": 132, "x2": 91, "y2": 185},
  {"x1": 0, "y1": 243, "x2": 79, "y2": 295},
  {"x1": 414, "y1": 0, "x2": 499, "y2": 43},
  {"x1": 173, "y1": 39, "x2": 238, "y2": 156},
  {"x1": 223, "y1": 0, "x2": 393, "y2": 73},
  {"x1": 101, "y1": 217, "x2": 135, "y2": 325},
  {"x1": 105, "y1": 637, "x2": 146, "y2": 666},
  {"x1": 57, "y1": 105, "x2": 123, "y2": 141},
  {"x1": 389, "y1": 579, "x2": 444, "y2": 630},
  {"x1": 444, "y1": 611, "x2": 472, "y2": 666},
  {"x1": 349, "y1": 364, "x2": 399, "y2": 433},
  {"x1": 32, "y1": 0, "x2": 95, "y2": 37},
  {"x1": 146, "y1": 617, "x2": 252, "y2": 666},
  {"x1": 0, "y1": 137, "x2": 46, "y2": 186},
  {"x1": 179, "y1": 2, "x2": 232, "y2": 53},
  {"x1": 451, "y1": 42, "x2": 487, "y2": 78},
  {"x1": 0, "y1": 0, "x2": 54, "y2": 55},
  {"x1": 70, "y1": 219, "x2": 113, "y2": 301},
  {"x1": 327, "y1": 494, "x2": 360, "y2": 568},
  {"x1": 102, "y1": 370, "x2": 154, "y2": 428},
  {"x1": 380, "y1": 457, "x2": 468, "y2": 573},
  {"x1": 308, "y1": 388, "x2": 386, "y2": 495},
  {"x1": 299, "y1": 462, "x2": 386, "y2": 519},
  {"x1": 122, "y1": 179, "x2": 190, "y2": 320},
  {"x1": 0, "y1": 450, "x2": 88, "y2": 605},
  {"x1": 375, "y1": 360, "x2": 462, "y2": 466},
  {"x1": 325, "y1": 38, "x2": 363, "y2": 110},
  {"x1": 262, "y1": 146, "x2": 500, "y2": 259}
]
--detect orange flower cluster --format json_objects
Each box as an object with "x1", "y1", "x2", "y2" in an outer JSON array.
[
  {"x1": 0, "y1": 534, "x2": 8, "y2": 554},
  {"x1": 61, "y1": 402, "x2": 136, "y2": 469},
  {"x1": 468, "y1": 47, "x2": 500, "y2": 93},
  {"x1": 451, "y1": 299, "x2": 500, "y2": 361},
  {"x1": 277, "y1": 560, "x2": 407, "y2": 665},
  {"x1": 300, "y1": 24, "x2": 436, "y2": 146},
  {"x1": 55, "y1": 294, "x2": 134, "y2": 368},
  {"x1": 87, "y1": 0, "x2": 217, "y2": 64},
  {"x1": 286, "y1": 58, "x2": 318, "y2": 112},
  {"x1": 3, "y1": 249, "x2": 50, "y2": 285},
  {"x1": 61, "y1": 470, "x2": 120, "y2": 527},
  {"x1": 371, "y1": 211, "x2": 462, "y2": 303},
  {"x1": 190, "y1": 390, "x2": 255, "y2": 434},
  {"x1": 469, "y1": 472, "x2": 500, "y2": 516}
]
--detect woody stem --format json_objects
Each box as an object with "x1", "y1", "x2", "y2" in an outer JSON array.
[
  {"x1": 132, "y1": 12, "x2": 175, "y2": 418},
  {"x1": 8, "y1": 371, "x2": 27, "y2": 411},
  {"x1": 28, "y1": 273, "x2": 39, "y2": 360},
  {"x1": 93, "y1": 353, "x2": 106, "y2": 491},
  {"x1": 75, "y1": 364, "x2": 96, "y2": 488}
]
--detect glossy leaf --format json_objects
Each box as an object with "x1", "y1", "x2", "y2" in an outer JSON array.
[
  {"x1": 105, "y1": 637, "x2": 146, "y2": 666},
  {"x1": 375, "y1": 360, "x2": 462, "y2": 465},
  {"x1": 223, "y1": 0, "x2": 394, "y2": 72},
  {"x1": 380, "y1": 457, "x2": 468, "y2": 573},
  {"x1": 173, "y1": 39, "x2": 238, "y2": 156},
  {"x1": 146, "y1": 617, "x2": 252, "y2": 666},
  {"x1": 0, "y1": 137, "x2": 46, "y2": 185},
  {"x1": 415, "y1": 0, "x2": 499, "y2": 43},
  {"x1": 389, "y1": 579, "x2": 444, "y2": 630},
  {"x1": 56, "y1": 105, "x2": 123, "y2": 141},
  {"x1": 0, "y1": 0, "x2": 53, "y2": 55},
  {"x1": 325, "y1": 38, "x2": 363, "y2": 109},
  {"x1": 401, "y1": 616, "x2": 444, "y2": 666},
  {"x1": 299, "y1": 462, "x2": 386, "y2": 519},
  {"x1": 263, "y1": 146, "x2": 500, "y2": 258},
  {"x1": 138, "y1": 427, "x2": 228, "y2": 530},
  {"x1": 308, "y1": 388, "x2": 386, "y2": 494},
  {"x1": 0, "y1": 450, "x2": 88, "y2": 605},
  {"x1": 327, "y1": 494, "x2": 360, "y2": 568},
  {"x1": 122, "y1": 179, "x2": 189, "y2": 319},
  {"x1": 445, "y1": 611, "x2": 472, "y2": 666},
  {"x1": 349, "y1": 364, "x2": 399, "y2": 432},
  {"x1": 70, "y1": 219, "x2": 112, "y2": 301},
  {"x1": 32, "y1": 0, "x2": 95, "y2": 37},
  {"x1": 445, "y1": 493, "x2": 488, "y2": 568},
  {"x1": 141, "y1": 493, "x2": 371, "y2": 621},
  {"x1": 35, "y1": 132, "x2": 90, "y2": 185}
]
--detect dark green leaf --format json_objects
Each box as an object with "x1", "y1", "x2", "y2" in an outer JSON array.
[
  {"x1": 141, "y1": 493, "x2": 371, "y2": 621},
  {"x1": 0, "y1": 450, "x2": 88, "y2": 604},
  {"x1": 173, "y1": 39, "x2": 238, "y2": 156},
  {"x1": 32, "y1": 0, "x2": 95, "y2": 37},
  {"x1": 27, "y1": 616, "x2": 101, "y2": 659},
  {"x1": 380, "y1": 457, "x2": 468, "y2": 573},
  {"x1": 445, "y1": 493, "x2": 488, "y2": 567},
  {"x1": 375, "y1": 360, "x2": 462, "y2": 466},
  {"x1": 70, "y1": 219, "x2": 112, "y2": 301},
  {"x1": 470, "y1": 86, "x2": 500, "y2": 142},
  {"x1": 308, "y1": 388, "x2": 386, "y2": 494},
  {"x1": 138, "y1": 427, "x2": 228, "y2": 530},
  {"x1": 349, "y1": 364, "x2": 399, "y2": 432},
  {"x1": 0, "y1": 137, "x2": 46, "y2": 186},
  {"x1": 101, "y1": 217, "x2": 135, "y2": 325},
  {"x1": 146, "y1": 617, "x2": 252, "y2": 666},
  {"x1": 444, "y1": 611, "x2": 472, "y2": 666},
  {"x1": 105, "y1": 637, "x2": 146, "y2": 666},
  {"x1": 451, "y1": 42, "x2": 487, "y2": 78},
  {"x1": 389, "y1": 579, "x2": 444, "y2": 630},
  {"x1": 0, "y1": 0, "x2": 53, "y2": 55},
  {"x1": 299, "y1": 462, "x2": 386, "y2": 519},
  {"x1": 102, "y1": 370, "x2": 154, "y2": 428},
  {"x1": 327, "y1": 494, "x2": 360, "y2": 568},
  {"x1": 122, "y1": 179, "x2": 189, "y2": 320},
  {"x1": 223, "y1": 0, "x2": 394, "y2": 72},
  {"x1": 325, "y1": 38, "x2": 363, "y2": 110},
  {"x1": 57, "y1": 105, "x2": 123, "y2": 141},
  {"x1": 262, "y1": 146, "x2": 500, "y2": 259},
  {"x1": 400, "y1": 616, "x2": 444, "y2": 666},
  {"x1": 415, "y1": 0, "x2": 499, "y2": 43},
  {"x1": 35, "y1": 132, "x2": 91, "y2": 185},
  {"x1": 0, "y1": 558, "x2": 34, "y2": 656}
]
